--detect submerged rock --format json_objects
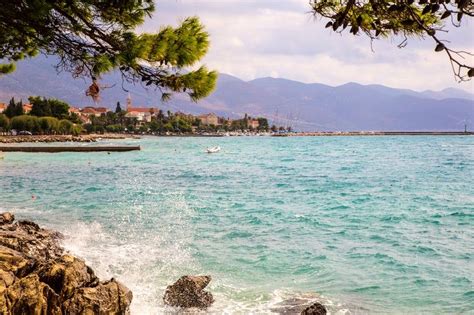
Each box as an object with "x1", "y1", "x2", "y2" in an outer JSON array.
[
  {"x1": 163, "y1": 275, "x2": 214, "y2": 309},
  {"x1": 271, "y1": 296, "x2": 328, "y2": 315},
  {"x1": 301, "y1": 302, "x2": 327, "y2": 315},
  {"x1": 0, "y1": 212, "x2": 132, "y2": 314}
]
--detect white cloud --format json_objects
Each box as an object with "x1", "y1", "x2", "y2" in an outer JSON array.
[
  {"x1": 142, "y1": 0, "x2": 474, "y2": 92},
  {"x1": 228, "y1": 37, "x2": 244, "y2": 48}
]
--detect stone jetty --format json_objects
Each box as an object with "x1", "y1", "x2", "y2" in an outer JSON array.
[{"x1": 0, "y1": 146, "x2": 140, "y2": 153}]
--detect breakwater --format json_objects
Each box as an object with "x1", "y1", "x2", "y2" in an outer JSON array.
[
  {"x1": 0, "y1": 146, "x2": 140, "y2": 152},
  {"x1": 0, "y1": 134, "x2": 139, "y2": 143}
]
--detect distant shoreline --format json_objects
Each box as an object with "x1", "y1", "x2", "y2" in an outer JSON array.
[
  {"x1": 273, "y1": 131, "x2": 474, "y2": 137},
  {"x1": 0, "y1": 131, "x2": 472, "y2": 144}
]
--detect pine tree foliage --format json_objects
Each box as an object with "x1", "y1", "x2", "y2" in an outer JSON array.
[
  {"x1": 4, "y1": 98, "x2": 24, "y2": 118},
  {"x1": 0, "y1": 0, "x2": 217, "y2": 101},
  {"x1": 310, "y1": 0, "x2": 474, "y2": 81},
  {"x1": 115, "y1": 102, "x2": 122, "y2": 113}
]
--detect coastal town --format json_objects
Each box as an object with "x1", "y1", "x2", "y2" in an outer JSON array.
[
  {"x1": 2, "y1": 96, "x2": 472, "y2": 142},
  {"x1": 0, "y1": 94, "x2": 288, "y2": 138}
]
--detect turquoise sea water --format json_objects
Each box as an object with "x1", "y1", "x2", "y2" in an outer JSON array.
[{"x1": 0, "y1": 136, "x2": 473, "y2": 314}]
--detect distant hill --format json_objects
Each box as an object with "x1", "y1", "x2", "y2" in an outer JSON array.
[
  {"x1": 0, "y1": 56, "x2": 473, "y2": 131},
  {"x1": 420, "y1": 88, "x2": 474, "y2": 100}
]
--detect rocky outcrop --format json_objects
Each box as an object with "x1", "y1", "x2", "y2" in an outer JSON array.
[
  {"x1": 0, "y1": 213, "x2": 14, "y2": 225},
  {"x1": 0, "y1": 212, "x2": 132, "y2": 314},
  {"x1": 163, "y1": 275, "x2": 214, "y2": 309}
]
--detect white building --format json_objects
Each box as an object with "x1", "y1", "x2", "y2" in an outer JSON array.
[{"x1": 125, "y1": 94, "x2": 158, "y2": 123}]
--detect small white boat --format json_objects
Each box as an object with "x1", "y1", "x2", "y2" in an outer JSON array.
[{"x1": 206, "y1": 146, "x2": 221, "y2": 154}]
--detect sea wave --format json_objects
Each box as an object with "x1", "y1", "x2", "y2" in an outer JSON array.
[{"x1": 1, "y1": 136, "x2": 473, "y2": 314}]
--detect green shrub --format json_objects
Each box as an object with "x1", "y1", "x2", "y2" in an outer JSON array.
[
  {"x1": 38, "y1": 116, "x2": 60, "y2": 134},
  {"x1": 105, "y1": 124, "x2": 124, "y2": 133},
  {"x1": 11, "y1": 115, "x2": 40, "y2": 133},
  {"x1": 58, "y1": 119, "x2": 73, "y2": 134},
  {"x1": 0, "y1": 114, "x2": 9, "y2": 131},
  {"x1": 71, "y1": 124, "x2": 83, "y2": 136}
]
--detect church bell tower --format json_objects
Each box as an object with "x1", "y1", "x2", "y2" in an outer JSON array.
[{"x1": 126, "y1": 93, "x2": 132, "y2": 112}]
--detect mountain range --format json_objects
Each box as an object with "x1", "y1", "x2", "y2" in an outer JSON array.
[{"x1": 0, "y1": 56, "x2": 473, "y2": 131}]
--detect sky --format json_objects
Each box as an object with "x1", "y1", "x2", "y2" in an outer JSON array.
[{"x1": 140, "y1": 0, "x2": 474, "y2": 93}]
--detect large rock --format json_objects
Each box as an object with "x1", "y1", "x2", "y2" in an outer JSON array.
[
  {"x1": 0, "y1": 212, "x2": 132, "y2": 315},
  {"x1": 0, "y1": 218, "x2": 63, "y2": 262},
  {"x1": 38, "y1": 255, "x2": 99, "y2": 299},
  {"x1": 0, "y1": 245, "x2": 34, "y2": 277},
  {"x1": 163, "y1": 275, "x2": 214, "y2": 309},
  {"x1": 0, "y1": 270, "x2": 16, "y2": 314},
  {"x1": 7, "y1": 274, "x2": 62, "y2": 315},
  {"x1": 63, "y1": 279, "x2": 133, "y2": 314}
]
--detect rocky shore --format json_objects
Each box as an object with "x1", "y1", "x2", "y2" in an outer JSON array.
[
  {"x1": 0, "y1": 212, "x2": 328, "y2": 314},
  {"x1": 0, "y1": 134, "x2": 137, "y2": 144},
  {"x1": 0, "y1": 212, "x2": 132, "y2": 314}
]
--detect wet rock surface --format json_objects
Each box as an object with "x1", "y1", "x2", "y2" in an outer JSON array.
[
  {"x1": 301, "y1": 302, "x2": 327, "y2": 315},
  {"x1": 163, "y1": 275, "x2": 214, "y2": 309},
  {"x1": 0, "y1": 212, "x2": 132, "y2": 314},
  {"x1": 271, "y1": 296, "x2": 328, "y2": 315}
]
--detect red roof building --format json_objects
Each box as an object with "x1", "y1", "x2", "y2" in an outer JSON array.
[
  {"x1": 125, "y1": 94, "x2": 159, "y2": 123},
  {"x1": 82, "y1": 107, "x2": 109, "y2": 116},
  {"x1": 22, "y1": 103, "x2": 33, "y2": 114},
  {"x1": 68, "y1": 107, "x2": 81, "y2": 114},
  {"x1": 198, "y1": 113, "x2": 219, "y2": 126}
]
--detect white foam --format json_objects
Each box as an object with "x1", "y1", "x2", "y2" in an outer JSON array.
[
  {"x1": 0, "y1": 205, "x2": 49, "y2": 220},
  {"x1": 61, "y1": 220, "x2": 195, "y2": 313},
  {"x1": 58, "y1": 192, "x2": 200, "y2": 314},
  {"x1": 200, "y1": 289, "x2": 354, "y2": 314},
  {"x1": 60, "y1": 220, "x2": 354, "y2": 314}
]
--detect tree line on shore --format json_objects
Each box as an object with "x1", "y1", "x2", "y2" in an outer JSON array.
[
  {"x1": 83, "y1": 103, "x2": 201, "y2": 134},
  {"x1": 0, "y1": 97, "x2": 82, "y2": 135},
  {"x1": 0, "y1": 97, "x2": 276, "y2": 135}
]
